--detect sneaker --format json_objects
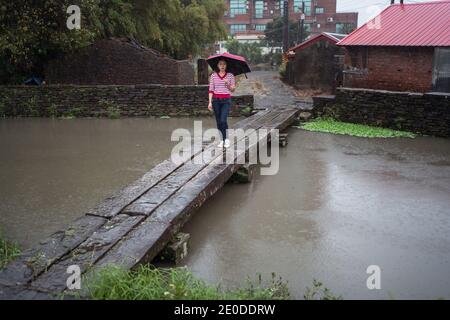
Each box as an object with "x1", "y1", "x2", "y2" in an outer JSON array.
[
  {"x1": 224, "y1": 139, "x2": 231, "y2": 148},
  {"x1": 217, "y1": 140, "x2": 224, "y2": 148}
]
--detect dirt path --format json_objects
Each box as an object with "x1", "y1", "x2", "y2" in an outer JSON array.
[{"x1": 235, "y1": 69, "x2": 312, "y2": 110}]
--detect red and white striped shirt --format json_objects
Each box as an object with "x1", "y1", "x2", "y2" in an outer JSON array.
[{"x1": 208, "y1": 72, "x2": 236, "y2": 98}]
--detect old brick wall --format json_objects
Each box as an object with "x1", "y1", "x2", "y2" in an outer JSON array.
[
  {"x1": 343, "y1": 46, "x2": 434, "y2": 92},
  {"x1": 45, "y1": 38, "x2": 194, "y2": 85},
  {"x1": 0, "y1": 85, "x2": 253, "y2": 118},
  {"x1": 312, "y1": 87, "x2": 450, "y2": 137}
]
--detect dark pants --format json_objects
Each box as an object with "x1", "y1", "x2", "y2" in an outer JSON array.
[{"x1": 212, "y1": 97, "x2": 231, "y2": 141}]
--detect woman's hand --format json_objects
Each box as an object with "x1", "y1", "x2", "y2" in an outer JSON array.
[
  {"x1": 208, "y1": 102, "x2": 213, "y2": 111},
  {"x1": 224, "y1": 79, "x2": 235, "y2": 92}
]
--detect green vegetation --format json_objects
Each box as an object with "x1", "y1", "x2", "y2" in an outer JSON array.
[
  {"x1": 264, "y1": 17, "x2": 310, "y2": 48},
  {"x1": 0, "y1": 0, "x2": 227, "y2": 83},
  {"x1": 279, "y1": 61, "x2": 287, "y2": 79},
  {"x1": 107, "y1": 106, "x2": 121, "y2": 119},
  {"x1": 298, "y1": 118, "x2": 416, "y2": 138},
  {"x1": 86, "y1": 265, "x2": 290, "y2": 300},
  {"x1": 0, "y1": 232, "x2": 21, "y2": 270},
  {"x1": 239, "y1": 105, "x2": 253, "y2": 117},
  {"x1": 304, "y1": 279, "x2": 342, "y2": 300}
]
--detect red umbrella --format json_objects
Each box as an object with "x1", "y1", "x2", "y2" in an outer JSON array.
[{"x1": 207, "y1": 52, "x2": 251, "y2": 77}]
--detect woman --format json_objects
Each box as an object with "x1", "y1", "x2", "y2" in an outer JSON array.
[{"x1": 208, "y1": 59, "x2": 236, "y2": 148}]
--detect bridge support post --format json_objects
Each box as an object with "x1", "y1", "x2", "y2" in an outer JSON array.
[
  {"x1": 278, "y1": 133, "x2": 288, "y2": 147},
  {"x1": 154, "y1": 232, "x2": 190, "y2": 264},
  {"x1": 229, "y1": 164, "x2": 256, "y2": 183}
]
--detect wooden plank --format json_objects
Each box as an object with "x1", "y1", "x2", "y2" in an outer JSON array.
[
  {"x1": 0, "y1": 215, "x2": 106, "y2": 287},
  {"x1": 28, "y1": 214, "x2": 144, "y2": 293},
  {"x1": 86, "y1": 109, "x2": 271, "y2": 218},
  {"x1": 0, "y1": 284, "x2": 56, "y2": 300},
  {"x1": 93, "y1": 111, "x2": 298, "y2": 270},
  {"x1": 121, "y1": 109, "x2": 279, "y2": 216}
]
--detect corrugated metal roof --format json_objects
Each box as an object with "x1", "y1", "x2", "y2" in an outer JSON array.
[
  {"x1": 337, "y1": 1, "x2": 450, "y2": 47},
  {"x1": 289, "y1": 32, "x2": 347, "y2": 52}
]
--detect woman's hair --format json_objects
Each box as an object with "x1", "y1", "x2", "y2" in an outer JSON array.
[{"x1": 215, "y1": 59, "x2": 227, "y2": 72}]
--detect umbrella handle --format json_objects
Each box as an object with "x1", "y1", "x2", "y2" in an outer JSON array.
[{"x1": 245, "y1": 73, "x2": 248, "y2": 79}]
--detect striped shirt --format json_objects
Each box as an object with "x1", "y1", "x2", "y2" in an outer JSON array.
[{"x1": 208, "y1": 72, "x2": 235, "y2": 98}]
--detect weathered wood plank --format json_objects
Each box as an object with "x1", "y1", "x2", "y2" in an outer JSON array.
[
  {"x1": 0, "y1": 215, "x2": 106, "y2": 287},
  {"x1": 87, "y1": 109, "x2": 272, "y2": 218},
  {"x1": 28, "y1": 214, "x2": 144, "y2": 293},
  {"x1": 0, "y1": 284, "x2": 57, "y2": 300},
  {"x1": 121, "y1": 109, "x2": 278, "y2": 216},
  {"x1": 93, "y1": 109, "x2": 300, "y2": 269}
]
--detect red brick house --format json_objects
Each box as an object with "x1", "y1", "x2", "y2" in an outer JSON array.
[{"x1": 337, "y1": 1, "x2": 450, "y2": 93}]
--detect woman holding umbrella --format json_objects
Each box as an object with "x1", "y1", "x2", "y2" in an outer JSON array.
[{"x1": 207, "y1": 53, "x2": 251, "y2": 149}]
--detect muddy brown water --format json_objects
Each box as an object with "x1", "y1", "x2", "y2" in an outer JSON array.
[{"x1": 1, "y1": 118, "x2": 450, "y2": 299}]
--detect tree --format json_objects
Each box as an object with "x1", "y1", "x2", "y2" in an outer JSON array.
[
  {"x1": 0, "y1": 0, "x2": 227, "y2": 83},
  {"x1": 0, "y1": 0, "x2": 136, "y2": 83},
  {"x1": 224, "y1": 38, "x2": 263, "y2": 65},
  {"x1": 338, "y1": 23, "x2": 357, "y2": 35},
  {"x1": 263, "y1": 16, "x2": 309, "y2": 49}
]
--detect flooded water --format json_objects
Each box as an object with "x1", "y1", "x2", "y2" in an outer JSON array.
[
  {"x1": 1, "y1": 118, "x2": 450, "y2": 299},
  {"x1": 181, "y1": 129, "x2": 450, "y2": 300},
  {"x1": 0, "y1": 117, "x2": 229, "y2": 248}
]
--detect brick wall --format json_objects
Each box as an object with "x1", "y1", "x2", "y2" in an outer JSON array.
[
  {"x1": 45, "y1": 38, "x2": 194, "y2": 85},
  {"x1": 0, "y1": 85, "x2": 254, "y2": 118},
  {"x1": 343, "y1": 46, "x2": 434, "y2": 92},
  {"x1": 312, "y1": 87, "x2": 450, "y2": 137}
]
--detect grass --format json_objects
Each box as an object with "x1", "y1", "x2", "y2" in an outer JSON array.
[
  {"x1": 85, "y1": 265, "x2": 291, "y2": 300},
  {"x1": 304, "y1": 279, "x2": 342, "y2": 300},
  {"x1": 298, "y1": 118, "x2": 416, "y2": 138},
  {"x1": 0, "y1": 232, "x2": 21, "y2": 270}
]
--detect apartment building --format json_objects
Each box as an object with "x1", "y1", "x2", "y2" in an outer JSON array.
[{"x1": 223, "y1": 0, "x2": 358, "y2": 42}]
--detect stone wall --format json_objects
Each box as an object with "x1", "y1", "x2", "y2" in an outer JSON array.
[
  {"x1": 312, "y1": 87, "x2": 450, "y2": 137},
  {"x1": 45, "y1": 38, "x2": 194, "y2": 85},
  {"x1": 0, "y1": 85, "x2": 254, "y2": 118}
]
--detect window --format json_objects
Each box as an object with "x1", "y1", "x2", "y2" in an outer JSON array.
[
  {"x1": 433, "y1": 48, "x2": 450, "y2": 93},
  {"x1": 293, "y1": 0, "x2": 302, "y2": 12},
  {"x1": 230, "y1": 0, "x2": 246, "y2": 17},
  {"x1": 306, "y1": 0, "x2": 312, "y2": 15},
  {"x1": 315, "y1": 7, "x2": 324, "y2": 14},
  {"x1": 304, "y1": 23, "x2": 312, "y2": 32},
  {"x1": 279, "y1": 1, "x2": 285, "y2": 16},
  {"x1": 255, "y1": 0, "x2": 264, "y2": 18},
  {"x1": 230, "y1": 24, "x2": 247, "y2": 34},
  {"x1": 336, "y1": 23, "x2": 355, "y2": 34},
  {"x1": 255, "y1": 24, "x2": 266, "y2": 31}
]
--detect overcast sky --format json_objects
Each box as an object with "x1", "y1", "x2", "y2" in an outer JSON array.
[{"x1": 336, "y1": 0, "x2": 441, "y2": 26}]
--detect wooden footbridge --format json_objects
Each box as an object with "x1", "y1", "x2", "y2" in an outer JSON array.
[{"x1": 0, "y1": 106, "x2": 301, "y2": 299}]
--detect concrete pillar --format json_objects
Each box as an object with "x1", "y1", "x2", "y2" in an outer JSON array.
[{"x1": 154, "y1": 232, "x2": 190, "y2": 264}]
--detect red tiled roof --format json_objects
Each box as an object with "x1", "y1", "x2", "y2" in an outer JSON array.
[{"x1": 337, "y1": 1, "x2": 450, "y2": 47}]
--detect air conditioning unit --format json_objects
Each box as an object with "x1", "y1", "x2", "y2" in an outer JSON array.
[{"x1": 327, "y1": 17, "x2": 334, "y2": 22}]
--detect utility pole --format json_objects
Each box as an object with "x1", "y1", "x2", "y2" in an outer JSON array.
[
  {"x1": 283, "y1": 0, "x2": 290, "y2": 52},
  {"x1": 297, "y1": 1, "x2": 305, "y2": 44}
]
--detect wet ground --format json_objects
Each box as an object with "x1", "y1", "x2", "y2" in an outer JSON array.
[
  {"x1": 182, "y1": 128, "x2": 450, "y2": 300},
  {"x1": 235, "y1": 70, "x2": 308, "y2": 109},
  {"x1": 1, "y1": 118, "x2": 449, "y2": 299}
]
